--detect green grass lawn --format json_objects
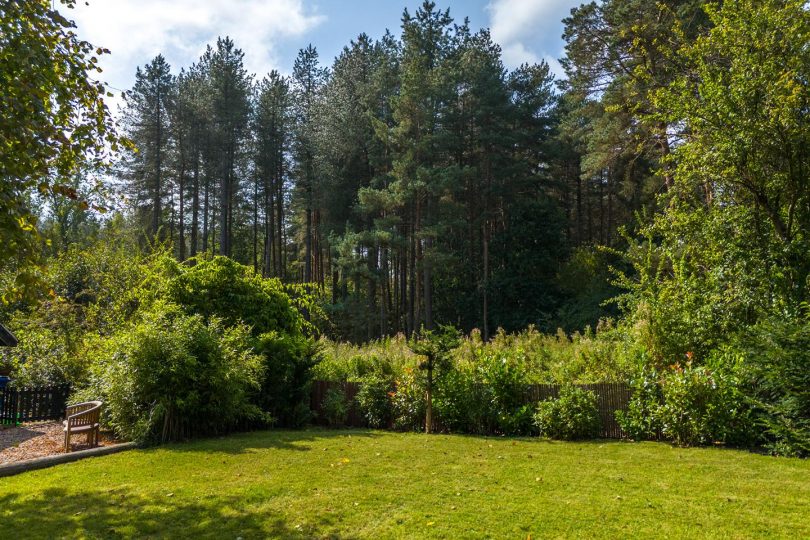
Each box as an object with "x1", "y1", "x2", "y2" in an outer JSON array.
[{"x1": 1, "y1": 430, "x2": 808, "y2": 539}]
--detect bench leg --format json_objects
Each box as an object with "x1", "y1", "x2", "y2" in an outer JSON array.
[{"x1": 65, "y1": 430, "x2": 70, "y2": 453}]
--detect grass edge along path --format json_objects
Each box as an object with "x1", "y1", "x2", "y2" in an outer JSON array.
[{"x1": 0, "y1": 429, "x2": 807, "y2": 539}]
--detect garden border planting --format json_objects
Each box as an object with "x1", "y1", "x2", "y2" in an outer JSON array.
[{"x1": 310, "y1": 380, "x2": 632, "y2": 438}]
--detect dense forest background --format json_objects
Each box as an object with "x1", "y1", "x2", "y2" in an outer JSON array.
[{"x1": 34, "y1": 1, "x2": 679, "y2": 341}]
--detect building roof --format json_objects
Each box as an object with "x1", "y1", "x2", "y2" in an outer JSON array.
[{"x1": 0, "y1": 324, "x2": 17, "y2": 347}]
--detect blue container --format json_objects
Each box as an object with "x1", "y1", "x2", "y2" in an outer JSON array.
[{"x1": 0, "y1": 376, "x2": 9, "y2": 389}]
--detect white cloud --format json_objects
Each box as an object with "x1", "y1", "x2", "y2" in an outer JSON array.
[
  {"x1": 500, "y1": 42, "x2": 540, "y2": 67},
  {"x1": 543, "y1": 55, "x2": 565, "y2": 80},
  {"x1": 65, "y1": 0, "x2": 325, "y2": 97},
  {"x1": 486, "y1": 0, "x2": 577, "y2": 73}
]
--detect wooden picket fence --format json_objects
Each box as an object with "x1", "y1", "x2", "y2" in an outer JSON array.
[
  {"x1": 525, "y1": 383, "x2": 632, "y2": 439},
  {"x1": 310, "y1": 380, "x2": 632, "y2": 438},
  {"x1": 310, "y1": 381, "x2": 364, "y2": 427},
  {"x1": 0, "y1": 384, "x2": 71, "y2": 425}
]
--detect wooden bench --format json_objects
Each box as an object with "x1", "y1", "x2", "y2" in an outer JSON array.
[{"x1": 63, "y1": 401, "x2": 102, "y2": 452}]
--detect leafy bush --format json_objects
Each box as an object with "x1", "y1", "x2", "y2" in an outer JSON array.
[
  {"x1": 318, "y1": 325, "x2": 637, "y2": 388},
  {"x1": 617, "y1": 362, "x2": 752, "y2": 447},
  {"x1": 254, "y1": 331, "x2": 318, "y2": 428},
  {"x1": 3, "y1": 300, "x2": 87, "y2": 387},
  {"x1": 321, "y1": 387, "x2": 349, "y2": 426},
  {"x1": 390, "y1": 367, "x2": 427, "y2": 431},
  {"x1": 534, "y1": 385, "x2": 600, "y2": 440},
  {"x1": 658, "y1": 363, "x2": 751, "y2": 446},
  {"x1": 479, "y1": 353, "x2": 535, "y2": 435},
  {"x1": 312, "y1": 334, "x2": 412, "y2": 382},
  {"x1": 434, "y1": 351, "x2": 535, "y2": 435},
  {"x1": 433, "y1": 368, "x2": 491, "y2": 434},
  {"x1": 166, "y1": 256, "x2": 304, "y2": 336},
  {"x1": 83, "y1": 303, "x2": 265, "y2": 443},
  {"x1": 741, "y1": 314, "x2": 810, "y2": 456},
  {"x1": 163, "y1": 257, "x2": 320, "y2": 428},
  {"x1": 3, "y1": 241, "x2": 163, "y2": 387},
  {"x1": 615, "y1": 367, "x2": 664, "y2": 441},
  {"x1": 355, "y1": 374, "x2": 394, "y2": 428}
]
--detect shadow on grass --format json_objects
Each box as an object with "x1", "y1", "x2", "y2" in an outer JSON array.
[
  {"x1": 152, "y1": 427, "x2": 383, "y2": 455},
  {"x1": 0, "y1": 487, "x2": 342, "y2": 539}
]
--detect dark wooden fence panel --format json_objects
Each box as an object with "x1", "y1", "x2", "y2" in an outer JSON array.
[
  {"x1": 527, "y1": 383, "x2": 632, "y2": 438},
  {"x1": 310, "y1": 381, "x2": 364, "y2": 427},
  {"x1": 0, "y1": 385, "x2": 71, "y2": 425},
  {"x1": 311, "y1": 380, "x2": 632, "y2": 439}
]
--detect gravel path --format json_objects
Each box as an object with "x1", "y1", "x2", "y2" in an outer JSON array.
[{"x1": 0, "y1": 422, "x2": 118, "y2": 464}]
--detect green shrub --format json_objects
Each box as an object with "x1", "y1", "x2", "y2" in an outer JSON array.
[
  {"x1": 5, "y1": 244, "x2": 321, "y2": 441},
  {"x1": 317, "y1": 324, "x2": 637, "y2": 389},
  {"x1": 534, "y1": 385, "x2": 600, "y2": 440},
  {"x1": 658, "y1": 363, "x2": 751, "y2": 446},
  {"x1": 617, "y1": 362, "x2": 752, "y2": 447},
  {"x1": 84, "y1": 303, "x2": 265, "y2": 443},
  {"x1": 312, "y1": 341, "x2": 408, "y2": 382},
  {"x1": 740, "y1": 314, "x2": 810, "y2": 456},
  {"x1": 615, "y1": 367, "x2": 664, "y2": 441},
  {"x1": 321, "y1": 387, "x2": 349, "y2": 426},
  {"x1": 479, "y1": 353, "x2": 535, "y2": 435},
  {"x1": 166, "y1": 256, "x2": 304, "y2": 336},
  {"x1": 255, "y1": 331, "x2": 318, "y2": 428},
  {"x1": 355, "y1": 374, "x2": 394, "y2": 428},
  {"x1": 4, "y1": 242, "x2": 164, "y2": 387},
  {"x1": 432, "y1": 351, "x2": 535, "y2": 435},
  {"x1": 433, "y1": 369, "x2": 491, "y2": 434},
  {"x1": 390, "y1": 367, "x2": 427, "y2": 431},
  {"x1": 4, "y1": 301, "x2": 87, "y2": 387},
  {"x1": 163, "y1": 257, "x2": 320, "y2": 428}
]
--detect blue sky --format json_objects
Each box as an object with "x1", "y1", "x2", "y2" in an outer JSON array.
[{"x1": 67, "y1": 0, "x2": 580, "y2": 102}]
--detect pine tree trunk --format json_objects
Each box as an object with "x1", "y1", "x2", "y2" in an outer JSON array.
[
  {"x1": 607, "y1": 166, "x2": 614, "y2": 245},
  {"x1": 263, "y1": 175, "x2": 273, "y2": 277},
  {"x1": 587, "y1": 177, "x2": 593, "y2": 243},
  {"x1": 599, "y1": 169, "x2": 605, "y2": 245},
  {"x1": 408, "y1": 220, "x2": 416, "y2": 336},
  {"x1": 381, "y1": 246, "x2": 390, "y2": 337},
  {"x1": 177, "y1": 157, "x2": 186, "y2": 260},
  {"x1": 219, "y1": 165, "x2": 228, "y2": 256},
  {"x1": 482, "y1": 222, "x2": 489, "y2": 341},
  {"x1": 153, "y1": 94, "x2": 162, "y2": 240},
  {"x1": 305, "y1": 193, "x2": 313, "y2": 283},
  {"x1": 202, "y1": 171, "x2": 209, "y2": 254},
  {"x1": 576, "y1": 175, "x2": 583, "y2": 245},
  {"x1": 254, "y1": 178, "x2": 259, "y2": 272},
  {"x1": 169, "y1": 184, "x2": 175, "y2": 247},
  {"x1": 276, "y1": 157, "x2": 285, "y2": 278},
  {"x1": 190, "y1": 152, "x2": 199, "y2": 257},
  {"x1": 422, "y1": 195, "x2": 433, "y2": 331},
  {"x1": 368, "y1": 241, "x2": 378, "y2": 340}
]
